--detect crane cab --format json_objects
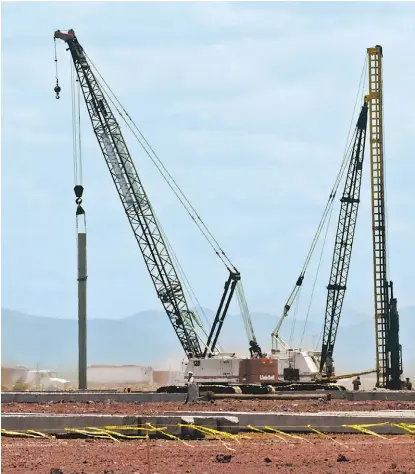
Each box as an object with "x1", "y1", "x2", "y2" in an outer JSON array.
[{"x1": 184, "y1": 354, "x2": 278, "y2": 386}]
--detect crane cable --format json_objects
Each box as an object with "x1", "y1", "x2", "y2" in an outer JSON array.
[
  {"x1": 67, "y1": 51, "x2": 211, "y2": 346},
  {"x1": 70, "y1": 60, "x2": 79, "y2": 184},
  {"x1": 296, "y1": 137, "x2": 354, "y2": 282},
  {"x1": 86, "y1": 59, "x2": 224, "y2": 349},
  {"x1": 84, "y1": 53, "x2": 252, "y2": 345},
  {"x1": 83, "y1": 52, "x2": 236, "y2": 274},
  {"x1": 53, "y1": 39, "x2": 59, "y2": 86},
  {"x1": 288, "y1": 285, "x2": 302, "y2": 347},
  {"x1": 66, "y1": 46, "x2": 221, "y2": 343},
  {"x1": 311, "y1": 58, "x2": 369, "y2": 353},
  {"x1": 62, "y1": 45, "x2": 209, "y2": 331},
  {"x1": 89, "y1": 69, "x2": 222, "y2": 341},
  {"x1": 284, "y1": 54, "x2": 368, "y2": 346},
  {"x1": 55, "y1": 37, "x2": 234, "y2": 354},
  {"x1": 235, "y1": 280, "x2": 255, "y2": 342},
  {"x1": 290, "y1": 197, "x2": 335, "y2": 348},
  {"x1": 161, "y1": 224, "x2": 224, "y2": 352},
  {"x1": 70, "y1": 59, "x2": 87, "y2": 233},
  {"x1": 300, "y1": 200, "x2": 335, "y2": 348},
  {"x1": 281, "y1": 121, "x2": 354, "y2": 343},
  {"x1": 156, "y1": 214, "x2": 221, "y2": 347}
]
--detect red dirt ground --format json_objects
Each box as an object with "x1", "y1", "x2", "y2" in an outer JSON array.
[
  {"x1": 2, "y1": 399, "x2": 415, "y2": 414},
  {"x1": 2, "y1": 434, "x2": 415, "y2": 474}
]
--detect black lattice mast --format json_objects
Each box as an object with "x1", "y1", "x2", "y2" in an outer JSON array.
[
  {"x1": 319, "y1": 102, "x2": 368, "y2": 374},
  {"x1": 54, "y1": 29, "x2": 202, "y2": 358}
]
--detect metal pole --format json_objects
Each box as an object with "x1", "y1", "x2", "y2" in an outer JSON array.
[{"x1": 77, "y1": 231, "x2": 87, "y2": 389}]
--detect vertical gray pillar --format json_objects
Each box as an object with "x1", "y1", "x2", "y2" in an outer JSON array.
[{"x1": 77, "y1": 232, "x2": 87, "y2": 389}]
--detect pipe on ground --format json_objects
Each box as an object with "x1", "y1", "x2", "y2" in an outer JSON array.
[{"x1": 205, "y1": 392, "x2": 331, "y2": 401}]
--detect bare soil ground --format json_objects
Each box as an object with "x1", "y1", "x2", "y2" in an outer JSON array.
[
  {"x1": 2, "y1": 399, "x2": 415, "y2": 414},
  {"x1": 2, "y1": 434, "x2": 415, "y2": 474}
]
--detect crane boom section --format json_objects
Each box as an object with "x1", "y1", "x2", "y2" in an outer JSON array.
[
  {"x1": 366, "y1": 46, "x2": 390, "y2": 387},
  {"x1": 271, "y1": 275, "x2": 303, "y2": 350},
  {"x1": 320, "y1": 103, "x2": 368, "y2": 373},
  {"x1": 55, "y1": 29, "x2": 202, "y2": 358},
  {"x1": 203, "y1": 272, "x2": 239, "y2": 357}
]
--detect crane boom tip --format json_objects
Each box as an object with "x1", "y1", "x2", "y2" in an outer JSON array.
[{"x1": 54, "y1": 29, "x2": 76, "y2": 42}]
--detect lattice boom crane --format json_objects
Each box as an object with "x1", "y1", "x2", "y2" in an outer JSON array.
[
  {"x1": 54, "y1": 29, "x2": 263, "y2": 366},
  {"x1": 54, "y1": 29, "x2": 204, "y2": 358},
  {"x1": 319, "y1": 102, "x2": 368, "y2": 376}
]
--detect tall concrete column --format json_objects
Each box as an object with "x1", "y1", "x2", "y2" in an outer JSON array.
[{"x1": 77, "y1": 231, "x2": 87, "y2": 389}]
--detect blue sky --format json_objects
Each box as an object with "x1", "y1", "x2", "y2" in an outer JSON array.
[{"x1": 2, "y1": 2, "x2": 414, "y2": 333}]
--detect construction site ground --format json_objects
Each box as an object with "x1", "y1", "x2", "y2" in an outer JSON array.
[
  {"x1": 2, "y1": 433, "x2": 415, "y2": 474},
  {"x1": 3, "y1": 398, "x2": 415, "y2": 414},
  {"x1": 3, "y1": 398, "x2": 415, "y2": 473}
]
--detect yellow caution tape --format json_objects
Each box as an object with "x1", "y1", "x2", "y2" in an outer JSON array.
[
  {"x1": 341, "y1": 422, "x2": 390, "y2": 439},
  {"x1": 390, "y1": 423, "x2": 415, "y2": 434},
  {"x1": 178, "y1": 423, "x2": 240, "y2": 441},
  {"x1": 65, "y1": 427, "x2": 120, "y2": 441},
  {"x1": 1, "y1": 429, "x2": 51, "y2": 438},
  {"x1": 264, "y1": 426, "x2": 312, "y2": 443},
  {"x1": 178, "y1": 423, "x2": 240, "y2": 451},
  {"x1": 2, "y1": 421, "x2": 414, "y2": 441},
  {"x1": 247, "y1": 424, "x2": 287, "y2": 443},
  {"x1": 306, "y1": 424, "x2": 353, "y2": 450},
  {"x1": 144, "y1": 423, "x2": 193, "y2": 447}
]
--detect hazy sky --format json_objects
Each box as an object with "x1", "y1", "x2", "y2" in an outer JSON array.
[{"x1": 2, "y1": 2, "x2": 414, "y2": 329}]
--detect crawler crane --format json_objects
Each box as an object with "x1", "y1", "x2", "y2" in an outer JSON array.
[
  {"x1": 54, "y1": 29, "x2": 273, "y2": 393},
  {"x1": 320, "y1": 45, "x2": 403, "y2": 388},
  {"x1": 319, "y1": 46, "x2": 403, "y2": 388},
  {"x1": 271, "y1": 46, "x2": 403, "y2": 390}
]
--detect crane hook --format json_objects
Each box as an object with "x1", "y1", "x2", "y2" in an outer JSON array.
[{"x1": 54, "y1": 81, "x2": 61, "y2": 99}]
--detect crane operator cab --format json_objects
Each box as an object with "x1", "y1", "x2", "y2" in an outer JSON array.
[{"x1": 249, "y1": 340, "x2": 262, "y2": 358}]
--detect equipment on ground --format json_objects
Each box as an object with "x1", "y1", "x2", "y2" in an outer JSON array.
[{"x1": 54, "y1": 29, "x2": 270, "y2": 393}]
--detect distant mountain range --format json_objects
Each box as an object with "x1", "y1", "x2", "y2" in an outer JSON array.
[{"x1": 2, "y1": 306, "x2": 414, "y2": 378}]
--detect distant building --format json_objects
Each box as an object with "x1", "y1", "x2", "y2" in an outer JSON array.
[
  {"x1": 1, "y1": 366, "x2": 70, "y2": 390},
  {"x1": 87, "y1": 364, "x2": 153, "y2": 388},
  {"x1": 1, "y1": 366, "x2": 29, "y2": 389}
]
